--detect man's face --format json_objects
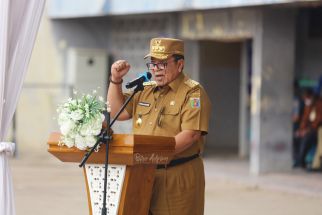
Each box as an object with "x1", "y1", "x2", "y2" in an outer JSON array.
[
  {"x1": 149, "y1": 56, "x2": 184, "y2": 87},
  {"x1": 302, "y1": 93, "x2": 313, "y2": 106}
]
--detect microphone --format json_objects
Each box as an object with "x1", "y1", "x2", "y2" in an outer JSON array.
[{"x1": 125, "y1": 72, "x2": 152, "y2": 89}]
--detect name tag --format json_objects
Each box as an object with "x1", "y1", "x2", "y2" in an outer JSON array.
[{"x1": 138, "y1": 102, "x2": 150, "y2": 107}]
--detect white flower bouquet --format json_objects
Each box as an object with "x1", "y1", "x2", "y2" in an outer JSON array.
[{"x1": 57, "y1": 90, "x2": 107, "y2": 150}]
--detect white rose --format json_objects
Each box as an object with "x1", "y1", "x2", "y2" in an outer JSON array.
[
  {"x1": 58, "y1": 112, "x2": 69, "y2": 125},
  {"x1": 70, "y1": 109, "x2": 83, "y2": 121},
  {"x1": 91, "y1": 117, "x2": 103, "y2": 135},
  {"x1": 86, "y1": 135, "x2": 97, "y2": 147},
  {"x1": 86, "y1": 121, "x2": 99, "y2": 136},
  {"x1": 60, "y1": 120, "x2": 75, "y2": 135},
  {"x1": 91, "y1": 127, "x2": 101, "y2": 136},
  {"x1": 80, "y1": 123, "x2": 92, "y2": 136},
  {"x1": 62, "y1": 136, "x2": 74, "y2": 148},
  {"x1": 75, "y1": 134, "x2": 87, "y2": 150},
  {"x1": 68, "y1": 130, "x2": 77, "y2": 138},
  {"x1": 80, "y1": 124, "x2": 88, "y2": 136}
]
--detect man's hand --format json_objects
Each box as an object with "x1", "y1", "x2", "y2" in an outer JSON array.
[
  {"x1": 175, "y1": 130, "x2": 201, "y2": 154},
  {"x1": 111, "y1": 60, "x2": 130, "y2": 82},
  {"x1": 108, "y1": 60, "x2": 132, "y2": 120}
]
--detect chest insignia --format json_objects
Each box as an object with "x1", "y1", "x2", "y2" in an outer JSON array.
[{"x1": 136, "y1": 114, "x2": 143, "y2": 127}]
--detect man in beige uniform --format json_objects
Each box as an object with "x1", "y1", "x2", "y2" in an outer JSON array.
[{"x1": 108, "y1": 38, "x2": 211, "y2": 215}]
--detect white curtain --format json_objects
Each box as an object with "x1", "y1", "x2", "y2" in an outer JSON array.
[{"x1": 0, "y1": 0, "x2": 45, "y2": 214}]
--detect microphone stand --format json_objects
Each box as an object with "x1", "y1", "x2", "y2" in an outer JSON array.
[{"x1": 79, "y1": 82, "x2": 145, "y2": 215}]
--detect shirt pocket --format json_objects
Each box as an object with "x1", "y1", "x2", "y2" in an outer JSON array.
[
  {"x1": 163, "y1": 106, "x2": 180, "y2": 116},
  {"x1": 159, "y1": 106, "x2": 181, "y2": 134},
  {"x1": 136, "y1": 104, "x2": 152, "y2": 116}
]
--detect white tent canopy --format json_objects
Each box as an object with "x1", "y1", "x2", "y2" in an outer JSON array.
[{"x1": 0, "y1": 0, "x2": 45, "y2": 214}]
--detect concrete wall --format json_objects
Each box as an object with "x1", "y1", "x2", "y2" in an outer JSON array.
[
  {"x1": 179, "y1": 8, "x2": 259, "y2": 41},
  {"x1": 199, "y1": 41, "x2": 241, "y2": 151},
  {"x1": 250, "y1": 8, "x2": 295, "y2": 174},
  {"x1": 296, "y1": 9, "x2": 322, "y2": 80}
]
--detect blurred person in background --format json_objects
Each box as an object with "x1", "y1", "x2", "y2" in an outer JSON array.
[
  {"x1": 294, "y1": 88, "x2": 321, "y2": 168},
  {"x1": 311, "y1": 76, "x2": 322, "y2": 171},
  {"x1": 292, "y1": 80, "x2": 304, "y2": 166}
]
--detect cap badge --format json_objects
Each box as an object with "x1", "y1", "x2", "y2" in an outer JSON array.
[{"x1": 152, "y1": 39, "x2": 165, "y2": 52}]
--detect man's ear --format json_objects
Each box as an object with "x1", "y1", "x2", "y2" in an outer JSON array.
[{"x1": 178, "y1": 59, "x2": 184, "y2": 73}]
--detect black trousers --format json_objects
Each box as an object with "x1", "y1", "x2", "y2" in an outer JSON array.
[{"x1": 297, "y1": 130, "x2": 317, "y2": 167}]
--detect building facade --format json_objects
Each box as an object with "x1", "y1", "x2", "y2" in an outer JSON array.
[{"x1": 15, "y1": 0, "x2": 322, "y2": 174}]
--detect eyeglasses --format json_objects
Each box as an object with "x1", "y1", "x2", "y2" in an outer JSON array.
[{"x1": 146, "y1": 59, "x2": 176, "y2": 70}]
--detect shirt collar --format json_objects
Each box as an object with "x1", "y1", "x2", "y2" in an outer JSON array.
[
  {"x1": 153, "y1": 72, "x2": 186, "y2": 93},
  {"x1": 168, "y1": 72, "x2": 185, "y2": 92}
]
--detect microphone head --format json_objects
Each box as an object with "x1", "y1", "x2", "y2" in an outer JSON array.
[
  {"x1": 141, "y1": 71, "x2": 152, "y2": 81},
  {"x1": 125, "y1": 72, "x2": 152, "y2": 89}
]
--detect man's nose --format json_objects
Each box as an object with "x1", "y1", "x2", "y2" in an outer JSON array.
[{"x1": 152, "y1": 67, "x2": 162, "y2": 72}]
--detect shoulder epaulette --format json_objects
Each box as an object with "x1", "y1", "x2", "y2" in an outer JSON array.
[
  {"x1": 184, "y1": 79, "x2": 199, "y2": 88},
  {"x1": 143, "y1": 81, "x2": 157, "y2": 86}
]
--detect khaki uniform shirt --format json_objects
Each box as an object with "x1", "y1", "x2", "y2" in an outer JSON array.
[{"x1": 124, "y1": 72, "x2": 211, "y2": 159}]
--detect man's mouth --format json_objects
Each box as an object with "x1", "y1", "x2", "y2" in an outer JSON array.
[{"x1": 155, "y1": 74, "x2": 164, "y2": 81}]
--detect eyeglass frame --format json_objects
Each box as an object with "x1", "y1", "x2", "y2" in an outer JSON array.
[{"x1": 146, "y1": 59, "x2": 177, "y2": 70}]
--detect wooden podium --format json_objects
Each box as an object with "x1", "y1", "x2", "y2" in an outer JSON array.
[{"x1": 48, "y1": 132, "x2": 175, "y2": 215}]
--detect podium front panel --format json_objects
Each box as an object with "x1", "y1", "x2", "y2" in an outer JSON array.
[
  {"x1": 48, "y1": 132, "x2": 175, "y2": 215},
  {"x1": 84, "y1": 164, "x2": 126, "y2": 215}
]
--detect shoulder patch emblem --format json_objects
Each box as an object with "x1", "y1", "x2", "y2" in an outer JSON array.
[
  {"x1": 184, "y1": 79, "x2": 199, "y2": 88},
  {"x1": 190, "y1": 97, "x2": 200, "y2": 108},
  {"x1": 143, "y1": 81, "x2": 157, "y2": 86}
]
